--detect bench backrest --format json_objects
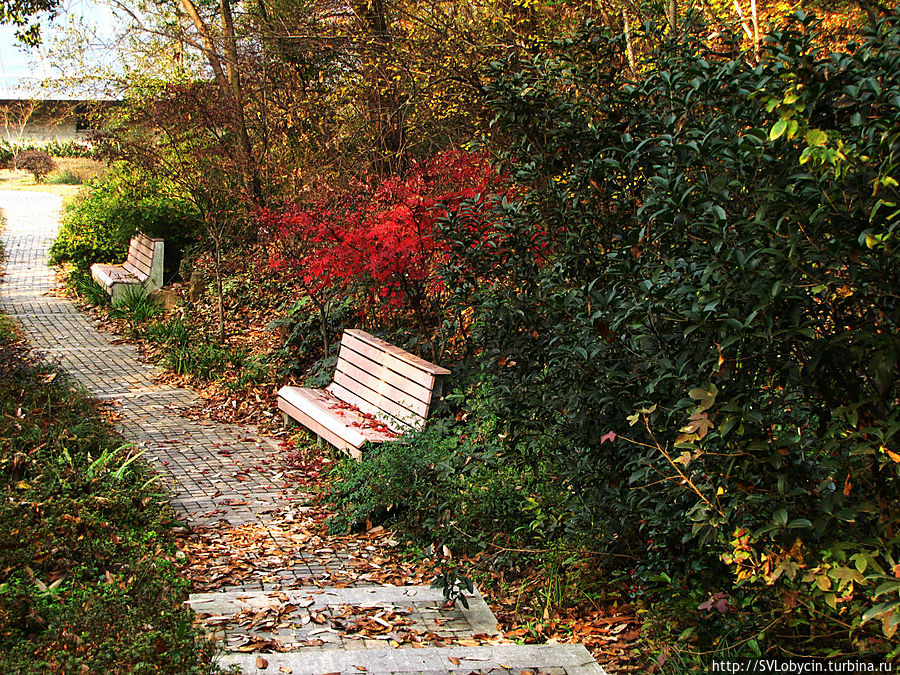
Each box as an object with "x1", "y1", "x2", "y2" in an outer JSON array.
[
  {"x1": 326, "y1": 329, "x2": 450, "y2": 432},
  {"x1": 122, "y1": 234, "x2": 163, "y2": 282}
]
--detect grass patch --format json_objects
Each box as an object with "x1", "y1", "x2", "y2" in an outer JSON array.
[
  {"x1": 109, "y1": 285, "x2": 162, "y2": 324},
  {"x1": 65, "y1": 268, "x2": 111, "y2": 308},
  {"x1": 144, "y1": 315, "x2": 273, "y2": 387},
  {"x1": 0, "y1": 158, "x2": 106, "y2": 197},
  {"x1": 45, "y1": 169, "x2": 83, "y2": 185},
  {"x1": 0, "y1": 314, "x2": 216, "y2": 673}
]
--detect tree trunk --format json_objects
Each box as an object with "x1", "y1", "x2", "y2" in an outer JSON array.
[
  {"x1": 732, "y1": 0, "x2": 754, "y2": 44},
  {"x1": 214, "y1": 236, "x2": 226, "y2": 344},
  {"x1": 623, "y1": 9, "x2": 636, "y2": 74},
  {"x1": 356, "y1": 0, "x2": 405, "y2": 175},
  {"x1": 177, "y1": 0, "x2": 262, "y2": 202},
  {"x1": 319, "y1": 300, "x2": 330, "y2": 357},
  {"x1": 749, "y1": 0, "x2": 760, "y2": 61}
]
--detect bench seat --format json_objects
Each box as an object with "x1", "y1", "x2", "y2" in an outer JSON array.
[
  {"x1": 278, "y1": 329, "x2": 450, "y2": 458},
  {"x1": 277, "y1": 386, "x2": 399, "y2": 458},
  {"x1": 90, "y1": 263, "x2": 142, "y2": 287}
]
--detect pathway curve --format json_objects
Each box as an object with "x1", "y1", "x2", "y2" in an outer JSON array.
[{"x1": 0, "y1": 190, "x2": 607, "y2": 675}]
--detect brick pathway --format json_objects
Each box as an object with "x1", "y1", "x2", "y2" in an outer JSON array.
[{"x1": 0, "y1": 190, "x2": 607, "y2": 675}]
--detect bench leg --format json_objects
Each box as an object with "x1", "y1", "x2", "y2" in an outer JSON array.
[
  {"x1": 282, "y1": 412, "x2": 291, "y2": 429},
  {"x1": 317, "y1": 435, "x2": 323, "y2": 448}
]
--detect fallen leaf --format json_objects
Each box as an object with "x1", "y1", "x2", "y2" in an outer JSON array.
[{"x1": 256, "y1": 656, "x2": 269, "y2": 669}]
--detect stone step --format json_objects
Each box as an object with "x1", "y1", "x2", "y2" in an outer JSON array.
[
  {"x1": 219, "y1": 643, "x2": 608, "y2": 674},
  {"x1": 188, "y1": 585, "x2": 500, "y2": 652}
]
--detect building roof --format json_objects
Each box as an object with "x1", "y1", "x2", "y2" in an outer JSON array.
[{"x1": 0, "y1": 77, "x2": 120, "y2": 101}]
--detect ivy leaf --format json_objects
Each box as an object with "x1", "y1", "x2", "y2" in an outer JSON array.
[
  {"x1": 688, "y1": 385, "x2": 717, "y2": 412},
  {"x1": 829, "y1": 565, "x2": 865, "y2": 588},
  {"x1": 675, "y1": 451, "x2": 693, "y2": 466}
]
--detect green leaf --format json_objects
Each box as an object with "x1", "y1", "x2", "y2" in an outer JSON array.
[
  {"x1": 787, "y1": 518, "x2": 812, "y2": 530},
  {"x1": 874, "y1": 581, "x2": 900, "y2": 598},
  {"x1": 805, "y1": 129, "x2": 828, "y2": 146},
  {"x1": 773, "y1": 508, "x2": 788, "y2": 527},
  {"x1": 862, "y1": 600, "x2": 899, "y2": 623},
  {"x1": 678, "y1": 626, "x2": 697, "y2": 641},
  {"x1": 770, "y1": 119, "x2": 788, "y2": 140},
  {"x1": 787, "y1": 119, "x2": 799, "y2": 140}
]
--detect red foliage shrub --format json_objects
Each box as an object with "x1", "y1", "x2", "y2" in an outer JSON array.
[{"x1": 258, "y1": 150, "x2": 510, "y2": 331}]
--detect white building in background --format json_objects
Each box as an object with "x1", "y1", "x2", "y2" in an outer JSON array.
[
  {"x1": 0, "y1": 98, "x2": 95, "y2": 144},
  {"x1": 0, "y1": 79, "x2": 118, "y2": 146}
]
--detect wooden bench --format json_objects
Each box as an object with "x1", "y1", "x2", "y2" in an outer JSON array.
[
  {"x1": 90, "y1": 233, "x2": 164, "y2": 304},
  {"x1": 278, "y1": 329, "x2": 450, "y2": 458}
]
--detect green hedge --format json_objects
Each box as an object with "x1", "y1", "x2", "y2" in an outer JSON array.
[
  {"x1": 398, "y1": 11, "x2": 900, "y2": 661},
  {"x1": 0, "y1": 140, "x2": 96, "y2": 163}
]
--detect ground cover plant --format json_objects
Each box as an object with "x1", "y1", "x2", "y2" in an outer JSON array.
[{"x1": 0, "y1": 313, "x2": 216, "y2": 673}]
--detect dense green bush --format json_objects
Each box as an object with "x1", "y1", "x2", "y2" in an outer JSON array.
[
  {"x1": 410, "y1": 10, "x2": 899, "y2": 660},
  {"x1": 326, "y1": 412, "x2": 552, "y2": 551},
  {"x1": 49, "y1": 164, "x2": 200, "y2": 274}
]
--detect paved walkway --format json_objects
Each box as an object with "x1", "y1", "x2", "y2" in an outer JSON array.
[{"x1": 0, "y1": 190, "x2": 607, "y2": 675}]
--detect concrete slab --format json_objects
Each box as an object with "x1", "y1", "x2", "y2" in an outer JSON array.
[
  {"x1": 188, "y1": 584, "x2": 499, "y2": 637},
  {"x1": 220, "y1": 643, "x2": 608, "y2": 674}
]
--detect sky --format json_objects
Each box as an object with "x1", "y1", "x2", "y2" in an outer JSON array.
[{"x1": 0, "y1": 0, "x2": 116, "y2": 97}]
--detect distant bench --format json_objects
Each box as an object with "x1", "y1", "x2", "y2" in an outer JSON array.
[
  {"x1": 90, "y1": 233, "x2": 164, "y2": 304},
  {"x1": 278, "y1": 329, "x2": 450, "y2": 458}
]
